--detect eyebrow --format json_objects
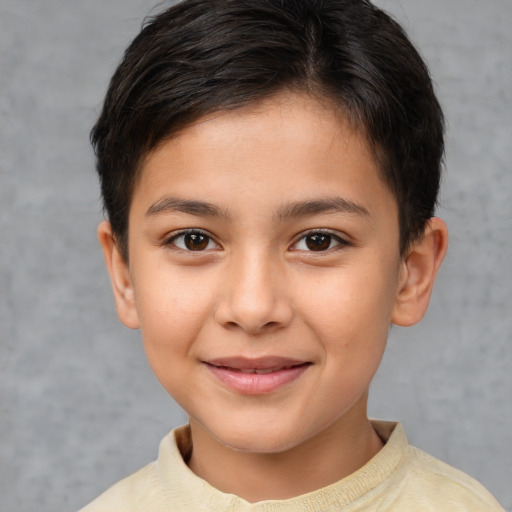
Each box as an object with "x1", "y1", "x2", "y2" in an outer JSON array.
[
  {"x1": 275, "y1": 197, "x2": 370, "y2": 220},
  {"x1": 146, "y1": 197, "x2": 229, "y2": 218},
  {"x1": 145, "y1": 195, "x2": 369, "y2": 220}
]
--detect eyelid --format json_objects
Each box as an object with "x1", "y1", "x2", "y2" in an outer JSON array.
[
  {"x1": 164, "y1": 228, "x2": 221, "y2": 251},
  {"x1": 289, "y1": 229, "x2": 351, "y2": 252}
]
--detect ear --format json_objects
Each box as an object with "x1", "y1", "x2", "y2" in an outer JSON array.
[
  {"x1": 97, "y1": 220, "x2": 140, "y2": 329},
  {"x1": 391, "y1": 217, "x2": 448, "y2": 327}
]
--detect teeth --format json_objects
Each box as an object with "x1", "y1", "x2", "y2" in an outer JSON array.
[
  {"x1": 255, "y1": 368, "x2": 276, "y2": 374},
  {"x1": 237, "y1": 367, "x2": 290, "y2": 374}
]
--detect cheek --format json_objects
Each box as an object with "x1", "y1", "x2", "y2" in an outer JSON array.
[
  {"x1": 133, "y1": 267, "x2": 215, "y2": 372},
  {"x1": 136, "y1": 262, "x2": 215, "y2": 325},
  {"x1": 297, "y1": 264, "x2": 397, "y2": 348}
]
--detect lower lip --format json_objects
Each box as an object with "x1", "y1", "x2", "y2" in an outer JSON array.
[{"x1": 205, "y1": 363, "x2": 310, "y2": 395}]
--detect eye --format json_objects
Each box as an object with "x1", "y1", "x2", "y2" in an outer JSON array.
[
  {"x1": 292, "y1": 231, "x2": 349, "y2": 252},
  {"x1": 167, "y1": 230, "x2": 219, "y2": 251}
]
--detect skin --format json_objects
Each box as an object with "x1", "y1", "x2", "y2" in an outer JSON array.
[{"x1": 99, "y1": 93, "x2": 448, "y2": 502}]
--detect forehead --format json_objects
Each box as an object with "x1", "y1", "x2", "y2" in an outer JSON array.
[{"x1": 133, "y1": 93, "x2": 397, "y2": 223}]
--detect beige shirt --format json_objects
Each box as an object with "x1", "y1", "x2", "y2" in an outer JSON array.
[{"x1": 79, "y1": 421, "x2": 504, "y2": 511}]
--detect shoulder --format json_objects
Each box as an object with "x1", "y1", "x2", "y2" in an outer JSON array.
[
  {"x1": 398, "y1": 444, "x2": 504, "y2": 511},
  {"x1": 77, "y1": 426, "x2": 193, "y2": 512},
  {"x1": 78, "y1": 461, "x2": 164, "y2": 512},
  {"x1": 370, "y1": 422, "x2": 504, "y2": 511}
]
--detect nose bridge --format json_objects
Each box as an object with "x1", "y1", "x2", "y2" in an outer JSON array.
[{"x1": 215, "y1": 246, "x2": 292, "y2": 334}]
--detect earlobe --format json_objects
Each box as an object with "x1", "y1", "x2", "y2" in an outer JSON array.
[
  {"x1": 391, "y1": 217, "x2": 448, "y2": 327},
  {"x1": 97, "y1": 220, "x2": 140, "y2": 329}
]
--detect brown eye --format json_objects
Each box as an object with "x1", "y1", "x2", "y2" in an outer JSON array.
[
  {"x1": 184, "y1": 232, "x2": 209, "y2": 251},
  {"x1": 292, "y1": 231, "x2": 349, "y2": 253},
  {"x1": 169, "y1": 231, "x2": 218, "y2": 251},
  {"x1": 305, "y1": 233, "x2": 332, "y2": 251}
]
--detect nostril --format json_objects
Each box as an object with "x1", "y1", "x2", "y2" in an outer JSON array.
[{"x1": 225, "y1": 321, "x2": 240, "y2": 330}]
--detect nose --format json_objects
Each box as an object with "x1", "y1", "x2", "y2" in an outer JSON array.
[{"x1": 214, "y1": 251, "x2": 293, "y2": 335}]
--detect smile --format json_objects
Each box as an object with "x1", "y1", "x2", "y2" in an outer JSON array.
[{"x1": 204, "y1": 357, "x2": 311, "y2": 394}]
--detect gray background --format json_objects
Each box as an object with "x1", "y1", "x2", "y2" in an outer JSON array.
[{"x1": 1, "y1": 0, "x2": 510, "y2": 510}]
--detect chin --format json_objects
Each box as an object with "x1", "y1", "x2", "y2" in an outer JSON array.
[{"x1": 211, "y1": 423, "x2": 307, "y2": 455}]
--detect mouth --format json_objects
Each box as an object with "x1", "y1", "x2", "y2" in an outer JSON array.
[{"x1": 204, "y1": 357, "x2": 311, "y2": 394}]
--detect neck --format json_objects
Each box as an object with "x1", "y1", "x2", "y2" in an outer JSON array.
[{"x1": 187, "y1": 399, "x2": 383, "y2": 502}]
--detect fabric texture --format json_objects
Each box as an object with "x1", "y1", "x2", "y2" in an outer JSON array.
[{"x1": 79, "y1": 421, "x2": 504, "y2": 511}]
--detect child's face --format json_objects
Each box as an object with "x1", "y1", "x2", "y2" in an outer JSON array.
[{"x1": 110, "y1": 93, "x2": 408, "y2": 453}]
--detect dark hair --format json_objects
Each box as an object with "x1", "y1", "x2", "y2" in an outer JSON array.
[{"x1": 91, "y1": 0, "x2": 444, "y2": 259}]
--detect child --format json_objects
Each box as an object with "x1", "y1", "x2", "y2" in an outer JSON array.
[{"x1": 80, "y1": 0, "x2": 504, "y2": 510}]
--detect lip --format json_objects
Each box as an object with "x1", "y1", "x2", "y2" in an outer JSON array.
[{"x1": 204, "y1": 357, "x2": 311, "y2": 395}]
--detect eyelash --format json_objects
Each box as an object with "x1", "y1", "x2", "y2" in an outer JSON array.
[
  {"x1": 163, "y1": 228, "x2": 351, "y2": 254},
  {"x1": 291, "y1": 230, "x2": 351, "y2": 253},
  {"x1": 164, "y1": 229, "x2": 221, "y2": 252}
]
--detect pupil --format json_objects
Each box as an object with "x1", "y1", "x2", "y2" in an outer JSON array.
[
  {"x1": 306, "y1": 234, "x2": 331, "y2": 251},
  {"x1": 185, "y1": 233, "x2": 208, "y2": 251}
]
